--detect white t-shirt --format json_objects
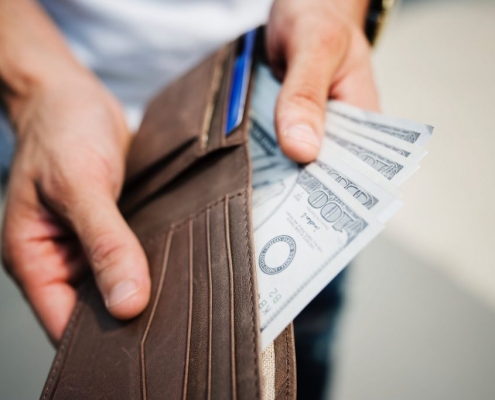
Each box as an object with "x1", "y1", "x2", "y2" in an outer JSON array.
[{"x1": 40, "y1": 0, "x2": 273, "y2": 130}]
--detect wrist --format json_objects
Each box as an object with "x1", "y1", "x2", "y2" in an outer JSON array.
[
  {"x1": 1, "y1": 54, "x2": 85, "y2": 116},
  {"x1": 0, "y1": 0, "x2": 90, "y2": 122},
  {"x1": 331, "y1": 0, "x2": 370, "y2": 29}
]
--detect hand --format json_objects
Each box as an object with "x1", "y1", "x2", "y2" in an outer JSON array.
[
  {"x1": 266, "y1": 0, "x2": 379, "y2": 163},
  {"x1": 1, "y1": 70, "x2": 151, "y2": 343}
]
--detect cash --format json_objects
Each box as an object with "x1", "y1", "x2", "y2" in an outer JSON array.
[{"x1": 250, "y1": 65, "x2": 433, "y2": 349}]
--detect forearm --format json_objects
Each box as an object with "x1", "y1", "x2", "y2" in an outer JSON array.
[{"x1": 0, "y1": 0, "x2": 85, "y2": 117}]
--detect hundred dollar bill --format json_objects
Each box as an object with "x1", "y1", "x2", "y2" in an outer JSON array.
[
  {"x1": 323, "y1": 126, "x2": 419, "y2": 185},
  {"x1": 252, "y1": 64, "x2": 433, "y2": 151},
  {"x1": 250, "y1": 117, "x2": 295, "y2": 188},
  {"x1": 254, "y1": 164, "x2": 383, "y2": 349},
  {"x1": 327, "y1": 114, "x2": 427, "y2": 164},
  {"x1": 251, "y1": 64, "x2": 279, "y2": 123},
  {"x1": 309, "y1": 158, "x2": 402, "y2": 223},
  {"x1": 250, "y1": 111, "x2": 300, "y2": 227},
  {"x1": 317, "y1": 141, "x2": 401, "y2": 193},
  {"x1": 328, "y1": 100, "x2": 433, "y2": 147},
  {"x1": 250, "y1": 111, "x2": 403, "y2": 223}
]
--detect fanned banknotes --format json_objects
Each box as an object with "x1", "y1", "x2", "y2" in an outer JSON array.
[{"x1": 250, "y1": 65, "x2": 433, "y2": 349}]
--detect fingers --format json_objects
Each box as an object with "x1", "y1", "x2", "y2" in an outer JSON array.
[
  {"x1": 2, "y1": 180, "x2": 85, "y2": 342},
  {"x1": 67, "y1": 191, "x2": 151, "y2": 319},
  {"x1": 274, "y1": 23, "x2": 349, "y2": 163},
  {"x1": 29, "y1": 282, "x2": 78, "y2": 344},
  {"x1": 330, "y1": 34, "x2": 380, "y2": 112}
]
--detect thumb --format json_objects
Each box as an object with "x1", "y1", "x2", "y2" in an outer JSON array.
[
  {"x1": 275, "y1": 29, "x2": 348, "y2": 163},
  {"x1": 70, "y1": 192, "x2": 150, "y2": 319}
]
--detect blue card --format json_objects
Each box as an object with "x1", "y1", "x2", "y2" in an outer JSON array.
[{"x1": 225, "y1": 30, "x2": 256, "y2": 135}]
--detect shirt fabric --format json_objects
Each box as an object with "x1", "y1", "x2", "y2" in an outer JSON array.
[
  {"x1": 40, "y1": 0, "x2": 273, "y2": 130},
  {"x1": 0, "y1": 0, "x2": 273, "y2": 177}
]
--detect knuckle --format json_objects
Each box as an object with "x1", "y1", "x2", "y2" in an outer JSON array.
[
  {"x1": 40, "y1": 165, "x2": 79, "y2": 206},
  {"x1": 89, "y1": 234, "x2": 126, "y2": 276},
  {"x1": 295, "y1": 14, "x2": 350, "y2": 55},
  {"x1": 286, "y1": 85, "x2": 324, "y2": 114}
]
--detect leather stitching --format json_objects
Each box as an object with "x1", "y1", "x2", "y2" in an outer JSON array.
[
  {"x1": 224, "y1": 197, "x2": 238, "y2": 400},
  {"x1": 140, "y1": 229, "x2": 174, "y2": 400},
  {"x1": 200, "y1": 47, "x2": 228, "y2": 152},
  {"x1": 182, "y1": 220, "x2": 195, "y2": 399},
  {"x1": 41, "y1": 283, "x2": 89, "y2": 399},
  {"x1": 285, "y1": 328, "x2": 290, "y2": 400},
  {"x1": 206, "y1": 209, "x2": 213, "y2": 400},
  {"x1": 139, "y1": 191, "x2": 246, "y2": 245},
  {"x1": 240, "y1": 142, "x2": 261, "y2": 399}
]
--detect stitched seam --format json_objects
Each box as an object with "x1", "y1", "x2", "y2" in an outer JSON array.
[
  {"x1": 240, "y1": 143, "x2": 261, "y2": 399},
  {"x1": 285, "y1": 329, "x2": 290, "y2": 400},
  {"x1": 206, "y1": 209, "x2": 213, "y2": 400},
  {"x1": 224, "y1": 197, "x2": 238, "y2": 400},
  {"x1": 219, "y1": 47, "x2": 233, "y2": 149},
  {"x1": 200, "y1": 48, "x2": 227, "y2": 151},
  {"x1": 140, "y1": 229, "x2": 174, "y2": 400},
  {"x1": 139, "y1": 191, "x2": 246, "y2": 245},
  {"x1": 41, "y1": 285, "x2": 88, "y2": 399},
  {"x1": 182, "y1": 220, "x2": 195, "y2": 400}
]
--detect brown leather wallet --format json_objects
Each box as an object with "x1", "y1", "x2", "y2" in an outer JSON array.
[{"x1": 41, "y1": 36, "x2": 296, "y2": 400}]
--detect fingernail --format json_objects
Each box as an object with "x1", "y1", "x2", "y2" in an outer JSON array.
[
  {"x1": 283, "y1": 124, "x2": 320, "y2": 147},
  {"x1": 106, "y1": 279, "x2": 139, "y2": 308}
]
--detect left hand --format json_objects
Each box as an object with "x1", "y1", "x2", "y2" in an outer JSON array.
[{"x1": 266, "y1": 0, "x2": 379, "y2": 163}]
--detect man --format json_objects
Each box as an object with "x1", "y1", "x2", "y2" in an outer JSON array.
[{"x1": 0, "y1": 0, "x2": 378, "y2": 397}]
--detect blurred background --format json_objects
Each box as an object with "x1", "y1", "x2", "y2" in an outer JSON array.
[{"x1": 1, "y1": 0, "x2": 495, "y2": 398}]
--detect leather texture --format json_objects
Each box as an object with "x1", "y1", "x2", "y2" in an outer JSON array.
[{"x1": 41, "y1": 36, "x2": 296, "y2": 400}]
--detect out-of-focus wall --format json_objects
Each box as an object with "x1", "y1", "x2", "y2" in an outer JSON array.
[{"x1": 374, "y1": 0, "x2": 495, "y2": 310}]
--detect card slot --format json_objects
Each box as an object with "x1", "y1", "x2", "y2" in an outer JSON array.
[
  {"x1": 208, "y1": 200, "x2": 236, "y2": 400},
  {"x1": 227, "y1": 192, "x2": 263, "y2": 400},
  {"x1": 143, "y1": 223, "x2": 192, "y2": 399},
  {"x1": 125, "y1": 48, "x2": 228, "y2": 182},
  {"x1": 207, "y1": 38, "x2": 255, "y2": 152},
  {"x1": 205, "y1": 44, "x2": 235, "y2": 153},
  {"x1": 120, "y1": 43, "x2": 247, "y2": 216},
  {"x1": 184, "y1": 212, "x2": 211, "y2": 399}
]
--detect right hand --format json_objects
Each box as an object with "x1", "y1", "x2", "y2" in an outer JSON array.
[
  {"x1": 1, "y1": 68, "x2": 151, "y2": 343},
  {"x1": 266, "y1": 0, "x2": 379, "y2": 163}
]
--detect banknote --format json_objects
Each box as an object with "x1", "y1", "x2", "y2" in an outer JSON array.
[
  {"x1": 309, "y1": 159, "x2": 402, "y2": 223},
  {"x1": 323, "y1": 126, "x2": 420, "y2": 185},
  {"x1": 249, "y1": 62, "x2": 431, "y2": 349},
  {"x1": 316, "y1": 140, "x2": 402, "y2": 193},
  {"x1": 253, "y1": 164, "x2": 383, "y2": 348},
  {"x1": 328, "y1": 100, "x2": 433, "y2": 147},
  {"x1": 250, "y1": 111, "x2": 403, "y2": 221},
  {"x1": 327, "y1": 114, "x2": 428, "y2": 164},
  {"x1": 250, "y1": 64, "x2": 279, "y2": 123}
]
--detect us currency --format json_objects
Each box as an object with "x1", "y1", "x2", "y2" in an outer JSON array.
[
  {"x1": 323, "y1": 125, "x2": 420, "y2": 185},
  {"x1": 249, "y1": 63, "x2": 430, "y2": 349},
  {"x1": 327, "y1": 114, "x2": 428, "y2": 164},
  {"x1": 327, "y1": 100, "x2": 433, "y2": 147},
  {"x1": 309, "y1": 159, "x2": 402, "y2": 223},
  {"x1": 250, "y1": 111, "x2": 402, "y2": 224},
  {"x1": 250, "y1": 114, "x2": 402, "y2": 348},
  {"x1": 252, "y1": 155, "x2": 383, "y2": 349}
]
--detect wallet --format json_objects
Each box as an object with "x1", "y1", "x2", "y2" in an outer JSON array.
[{"x1": 41, "y1": 34, "x2": 297, "y2": 400}]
